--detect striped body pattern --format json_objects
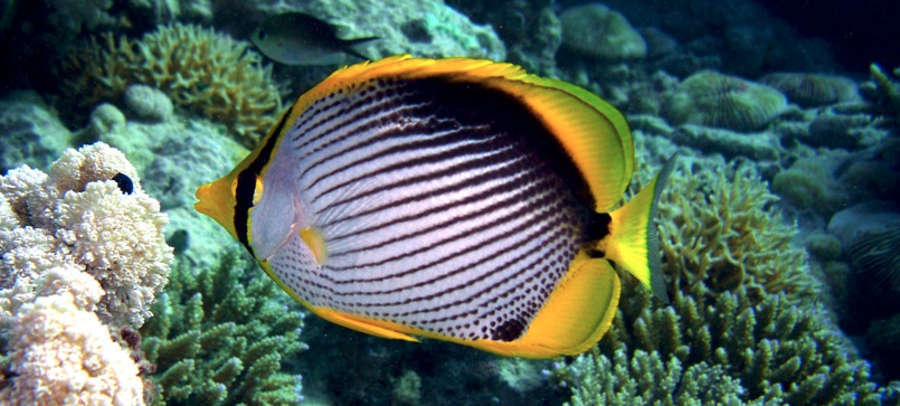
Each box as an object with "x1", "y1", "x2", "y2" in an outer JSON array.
[{"x1": 260, "y1": 77, "x2": 593, "y2": 342}]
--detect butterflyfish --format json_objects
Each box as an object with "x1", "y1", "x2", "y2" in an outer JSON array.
[
  {"x1": 195, "y1": 55, "x2": 673, "y2": 358},
  {"x1": 251, "y1": 12, "x2": 377, "y2": 66}
]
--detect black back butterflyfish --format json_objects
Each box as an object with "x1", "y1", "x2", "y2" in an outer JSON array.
[{"x1": 195, "y1": 55, "x2": 672, "y2": 358}]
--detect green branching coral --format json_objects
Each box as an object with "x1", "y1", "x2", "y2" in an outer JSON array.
[
  {"x1": 656, "y1": 159, "x2": 816, "y2": 300},
  {"x1": 139, "y1": 252, "x2": 306, "y2": 406},
  {"x1": 562, "y1": 282, "x2": 886, "y2": 405},
  {"x1": 62, "y1": 23, "x2": 285, "y2": 147},
  {"x1": 564, "y1": 347, "x2": 747, "y2": 406}
]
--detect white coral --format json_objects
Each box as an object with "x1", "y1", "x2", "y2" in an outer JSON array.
[
  {"x1": 49, "y1": 142, "x2": 140, "y2": 197},
  {"x1": 0, "y1": 141, "x2": 173, "y2": 405},
  {"x1": 0, "y1": 142, "x2": 172, "y2": 328},
  {"x1": 0, "y1": 292, "x2": 144, "y2": 406},
  {"x1": 53, "y1": 180, "x2": 171, "y2": 327}
]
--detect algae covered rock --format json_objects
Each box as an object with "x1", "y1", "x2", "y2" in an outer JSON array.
[
  {"x1": 772, "y1": 155, "x2": 851, "y2": 217},
  {"x1": 664, "y1": 70, "x2": 788, "y2": 132},
  {"x1": 761, "y1": 72, "x2": 859, "y2": 107},
  {"x1": 272, "y1": 0, "x2": 506, "y2": 62},
  {"x1": 0, "y1": 91, "x2": 75, "y2": 173},
  {"x1": 123, "y1": 84, "x2": 174, "y2": 123},
  {"x1": 559, "y1": 3, "x2": 646, "y2": 60}
]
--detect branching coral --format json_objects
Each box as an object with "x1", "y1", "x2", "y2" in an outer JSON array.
[
  {"x1": 561, "y1": 282, "x2": 886, "y2": 405},
  {"x1": 63, "y1": 23, "x2": 285, "y2": 147},
  {"x1": 656, "y1": 158, "x2": 816, "y2": 300},
  {"x1": 140, "y1": 252, "x2": 306, "y2": 405},
  {"x1": 563, "y1": 346, "x2": 746, "y2": 406}
]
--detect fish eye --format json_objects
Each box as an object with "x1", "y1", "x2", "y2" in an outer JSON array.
[{"x1": 257, "y1": 30, "x2": 267, "y2": 41}]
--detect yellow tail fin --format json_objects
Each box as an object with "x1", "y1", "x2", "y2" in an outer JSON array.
[{"x1": 599, "y1": 156, "x2": 677, "y2": 302}]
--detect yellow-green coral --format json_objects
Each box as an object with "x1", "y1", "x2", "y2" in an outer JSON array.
[
  {"x1": 656, "y1": 158, "x2": 815, "y2": 300},
  {"x1": 63, "y1": 23, "x2": 285, "y2": 147}
]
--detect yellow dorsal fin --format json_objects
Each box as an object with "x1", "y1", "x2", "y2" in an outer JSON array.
[{"x1": 282, "y1": 55, "x2": 635, "y2": 212}]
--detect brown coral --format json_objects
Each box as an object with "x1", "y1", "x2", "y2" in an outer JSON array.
[{"x1": 63, "y1": 23, "x2": 285, "y2": 147}]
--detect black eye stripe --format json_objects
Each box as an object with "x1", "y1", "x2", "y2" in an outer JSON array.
[{"x1": 234, "y1": 104, "x2": 295, "y2": 253}]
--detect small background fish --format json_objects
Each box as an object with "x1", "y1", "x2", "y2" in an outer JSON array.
[{"x1": 250, "y1": 12, "x2": 378, "y2": 66}]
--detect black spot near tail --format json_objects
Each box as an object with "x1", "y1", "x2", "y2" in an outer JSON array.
[{"x1": 491, "y1": 318, "x2": 527, "y2": 341}]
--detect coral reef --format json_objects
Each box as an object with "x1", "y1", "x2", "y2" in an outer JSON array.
[
  {"x1": 445, "y1": 0, "x2": 561, "y2": 75},
  {"x1": 772, "y1": 154, "x2": 851, "y2": 217},
  {"x1": 63, "y1": 23, "x2": 285, "y2": 147},
  {"x1": 592, "y1": 0, "x2": 837, "y2": 77},
  {"x1": 561, "y1": 282, "x2": 888, "y2": 405},
  {"x1": 760, "y1": 73, "x2": 859, "y2": 108},
  {"x1": 559, "y1": 3, "x2": 646, "y2": 61},
  {"x1": 0, "y1": 142, "x2": 173, "y2": 329},
  {"x1": 554, "y1": 153, "x2": 897, "y2": 404},
  {"x1": 1, "y1": 142, "x2": 174, "y2": 405},
  {"x1": 667, "y1": 124, "x2": 782, "y2": 161},
  {"x1": 139, "y1": 252, "x2": 306, "y2": 405},
  {"x1": 656, "y1": 158, "x2": 815, "y2": 300},
  {"x1": 663, "y1": 70, "x2": 788, "y2": 132}
]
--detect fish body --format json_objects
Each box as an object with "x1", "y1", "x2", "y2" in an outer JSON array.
[
  {"x1": 196, "y1": 56, "x2": 671, "y2": 358},
  {"x1": 251, "y1": 12, "x2": 377, "y2": 66}
]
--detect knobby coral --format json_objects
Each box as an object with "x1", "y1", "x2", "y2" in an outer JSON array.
[
  {"x1": 140, "y1": 252, "x2": 306, "y2": 405},
  {"x1": 0, "y1": 141, "x2": 173, "y2": 329},
  {"x1": 1, "y1": 292, "x2": 145, "y2": 405},
  {"x1": 1, "y1": 142, "x2": 174, "y2": 404},
  {"x1": 63, "y1": 23, "x2": 285, "y2": 147}
]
